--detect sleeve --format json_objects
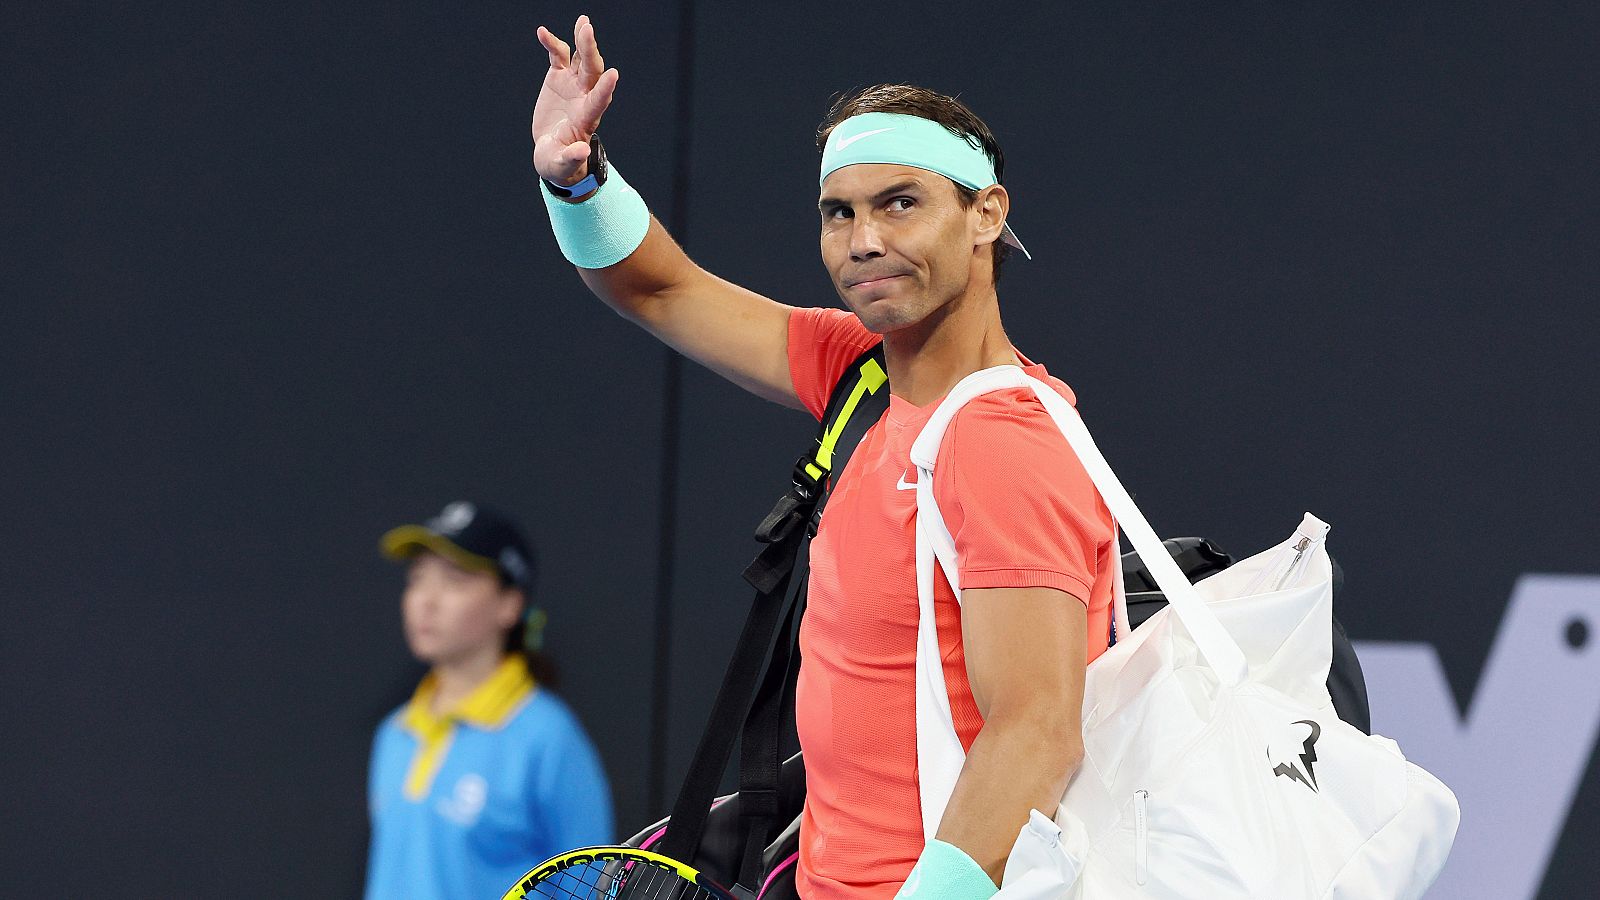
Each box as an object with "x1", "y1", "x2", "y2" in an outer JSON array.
[
  {"x1": 363, "y1": 719, "x2": 394, "y2": 900},
  {"x1": 530, "y1": 704, "x2": 616, "y2": 850},
  {"x1": 786, "y1": 306, "x2": 880, "y2": 421},
  {"x1": 932, "y1": 390, "x2": 1114, "y2": 604}
]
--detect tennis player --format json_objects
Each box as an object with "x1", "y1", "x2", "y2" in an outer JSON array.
[
  {"x1": 364, "y1": 501, "x2": 614, "y2": 900},
  {"x1": 533, "y1": 18, "x2": 1115, "y2": 899}
]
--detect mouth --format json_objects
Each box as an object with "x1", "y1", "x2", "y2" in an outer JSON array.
[{"x1": 846, "y1": 274, "x2": 907, "y2": 290}]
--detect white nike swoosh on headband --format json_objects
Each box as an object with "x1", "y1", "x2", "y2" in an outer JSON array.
[{"x1": 835, "y1": 126, "x2": 896, "y2": 151}]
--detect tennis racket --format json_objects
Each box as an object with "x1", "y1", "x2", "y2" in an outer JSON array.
[{"x1": 502, "y1": 845, "x2": 737, "y2": 900}]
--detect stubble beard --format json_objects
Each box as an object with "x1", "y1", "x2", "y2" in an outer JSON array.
[{"x1": 839, "y1": 280, "x2": 942, "y2": 335}]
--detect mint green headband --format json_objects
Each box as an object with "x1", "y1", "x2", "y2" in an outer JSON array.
[{"x1": 819, "y1": 111, "x2": 1030, "y2": 258}]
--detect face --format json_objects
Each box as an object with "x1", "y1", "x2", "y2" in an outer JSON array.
[
  {"x1": 818, "y1": 164, "x2": 1006, "y2": 334},
  {"x1": 401, "y1": 552, "x2": 522, "y2": 666}
]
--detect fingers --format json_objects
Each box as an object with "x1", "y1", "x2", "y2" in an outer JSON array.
[
  {"x1": 537, "y1": 132, "x2": 590, "y2": 165},
  {"x1": 560, "y1": 139, "x2": 593, "y2": 167},
  {"x1": 576, "y1": 68, "x2": 619, "y2": 132},
  {"x1": 533, "y1": 129, "x2": 593, "y2": 181},
  {"x1": 539, "y1": 17, "x2": 601, "y2": 82},
  {"x1": 573, "y1": 15, "x2": 604, "y2": 80},
  {"x1": 537, "y1": 25, "x2": 571, "y2": 69}
]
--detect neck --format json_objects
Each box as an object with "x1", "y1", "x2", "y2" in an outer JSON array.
[
  {"x1": 429, "y1": 645, "x2": 507, "y2": 716},
  {"x1": 883, "y1": 280, "x2": 1017, "y2": 407}
]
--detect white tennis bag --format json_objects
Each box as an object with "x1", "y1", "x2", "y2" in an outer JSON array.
[{"x1": 911, "y1": 366, "x2": 1459, "y2": 898}]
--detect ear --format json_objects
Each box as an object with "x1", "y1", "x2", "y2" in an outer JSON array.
[
  {"x1": 496, "y1": 586, "x2": 526, "y2": 631},
  {"x1": 971, "y1": 184, "x2": 1010, "y2": 249}
]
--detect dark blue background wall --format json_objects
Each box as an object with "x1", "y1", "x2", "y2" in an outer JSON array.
[{"x1": 3, "y1": 1, "x2": 1595, "y2": 896}]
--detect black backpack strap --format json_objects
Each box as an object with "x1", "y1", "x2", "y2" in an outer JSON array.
[
  {"x1": 658, "y1": 342, "x2": 889, "y2": 891},
  {"x1": 734, "y1": 563, "x2": 808, "y2": 889},
  {"x1": 749, "y1": 343, "x2": 889, "y2": 553},
  {"x1": 732, "y1": 342, "x2": 887, "y2": 890}
]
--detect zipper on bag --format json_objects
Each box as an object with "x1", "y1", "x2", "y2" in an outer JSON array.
[
  {"x1": 1272, "y1": 535, "x2": 1313, "y2": 592},
  {"x1": 1133, "y1": 789, "x2": 1149, "y2": 885},
  {"x1": 1242, "y1": 536, "x2": 1305, "y2": 596}
]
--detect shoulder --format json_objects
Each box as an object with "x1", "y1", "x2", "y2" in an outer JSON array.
[
  {"x1": 786, "y1": 307, "x2": 880, "y2": 420},
  {"x1": 789, "y1": 306, "x2": 876, "y2": 352},
  {"x1": 941, "y1": 373, "x2": 1076, "y2": 459},
  {"x1": 506, "y1": 691, "x2": 609, "y2": 794},
  {"x1": 369, "y1": 707, "x2": 413, "y2": 772},
  {"x1": 933, "y1": 370, "x2": 1105, "y2": 515},
  {"x1": 502, "y1": 688, "x2": 593, "y2": 747},
  {"x1": 373, "y1": 705, "x2": 407, "y2": 741}
]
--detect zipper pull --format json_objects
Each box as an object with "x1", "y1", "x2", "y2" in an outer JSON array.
[
  {"x1": 1273, "y1": 536, "x2": 1314, "y2": 592},
  {"x1": 1288, "y1": 535, "x2": 1312, "y2": 571},
  {"x1": 1134, "y1": 789, "x2": 1149, "y2": 885}
]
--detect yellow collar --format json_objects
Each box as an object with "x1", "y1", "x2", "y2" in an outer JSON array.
[{"x1": 402, "y1": 654, "x2": 536, "y2": 738}]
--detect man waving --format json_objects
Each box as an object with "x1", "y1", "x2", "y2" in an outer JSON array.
[{"x1": 532, "y1": 17, "x2": 1117, "y2": 898}]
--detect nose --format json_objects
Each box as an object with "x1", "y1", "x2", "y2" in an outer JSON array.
[
  {"x1": 404, "y1": 583, "x2": 438, "y2": 618},
  {"x1": 849, "y1": 215, "x2": 885, "y2": 263}
]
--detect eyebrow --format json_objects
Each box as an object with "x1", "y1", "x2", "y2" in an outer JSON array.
[{"x1": 818, "y1": 179, "x2": 925, "y2": 212}]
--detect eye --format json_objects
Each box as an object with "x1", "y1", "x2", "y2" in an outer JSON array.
[
  {"x1": 888, "y1": 196, "x2": 914, "y2": 212},
  {"x1": 823, "y1": 205, "x2": 852, "y2": 221}
]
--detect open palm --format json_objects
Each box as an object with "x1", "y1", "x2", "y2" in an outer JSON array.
[{"x1": 533, "y1": 15, "x2": 620, "y2": 186}]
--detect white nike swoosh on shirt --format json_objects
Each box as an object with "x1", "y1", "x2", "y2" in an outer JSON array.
[
  {"x1": 835, "y1": 126, "x2": 896, "y2": 151},
  {"x1": 896, "y1": 471, "x2": 918, "y2": 490}
]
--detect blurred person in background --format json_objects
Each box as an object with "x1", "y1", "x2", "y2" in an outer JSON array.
[{"x1": 364, "y1": 501, "x2": 613, "y2": 900}]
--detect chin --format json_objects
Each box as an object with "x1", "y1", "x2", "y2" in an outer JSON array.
[
  {"x1": 840, "y1": 292, "x2": 922, "y2": 334},
  {"x1": 855, "y1": 302, "x2": 927, "y2": 335},
  {"x1": 406, "y1": 637, "x2": 442, "y2": 663}
]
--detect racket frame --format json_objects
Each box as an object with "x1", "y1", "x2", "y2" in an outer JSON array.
[{"x1": 501, "y1": 844, "x2": 737, "y2": 900}]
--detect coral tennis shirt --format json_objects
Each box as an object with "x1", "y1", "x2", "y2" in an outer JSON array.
[{"x1": 788, "y1": 307, "x2": 1116, "y2": 899}]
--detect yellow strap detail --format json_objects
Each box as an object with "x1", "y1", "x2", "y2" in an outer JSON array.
[{"x1": 815, "y1": 356, "x2": 888, "y2": 472}]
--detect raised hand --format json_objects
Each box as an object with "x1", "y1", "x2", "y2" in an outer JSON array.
[{"x1": 533, "y1": 15, "x2": 620, "y2": 187}]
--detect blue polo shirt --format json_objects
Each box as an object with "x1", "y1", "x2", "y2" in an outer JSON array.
[{"x1": 364, "y1": 655, "x2": 614, "y2": 900}]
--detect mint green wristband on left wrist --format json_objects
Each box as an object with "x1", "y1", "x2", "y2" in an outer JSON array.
[{"x1": 895, "y1": 839, "x2": 999, "y2": 900}]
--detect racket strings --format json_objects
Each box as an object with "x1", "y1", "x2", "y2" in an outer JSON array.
[{"x1": 525, "y1": 858, "x2": 723, "y2": 900}]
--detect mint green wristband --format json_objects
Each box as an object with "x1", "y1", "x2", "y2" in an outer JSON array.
[
  {"x1": 541, "y1": 164, "x2": 650, "y2": 269},
  {"x1": 896, "y1": 839, "x2": 999, "y2": 900}
]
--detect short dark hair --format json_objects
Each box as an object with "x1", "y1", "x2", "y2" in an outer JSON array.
[{"x1": 817, "y1": 84, "x2": 1010, "y2": 282}]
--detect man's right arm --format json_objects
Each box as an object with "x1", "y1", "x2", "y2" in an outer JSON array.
[{"x1": 534, "y1": 17, "x2": 801, "y2": 409}]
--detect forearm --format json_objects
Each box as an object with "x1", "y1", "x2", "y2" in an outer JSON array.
[
  {"x1": 545, "y1": 170, "x2": 798, "y2": 404},
  {"x1": 576, "y1": 215, "x2": 707, "y2": 324},
  {"x1": 935, "y1": 710, "x2": 1082, "y2": 884}
]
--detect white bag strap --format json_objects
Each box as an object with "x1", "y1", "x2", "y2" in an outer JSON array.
[
  {"x1": 913, "y1": 462, "x2": 965, "y2": 839},
  {"x1": 910, "y1": 365, "x2": 1250, "y2": 838},
  {"x1": 908, "y1": 365, "x2": 1248, "y2": 686}
]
